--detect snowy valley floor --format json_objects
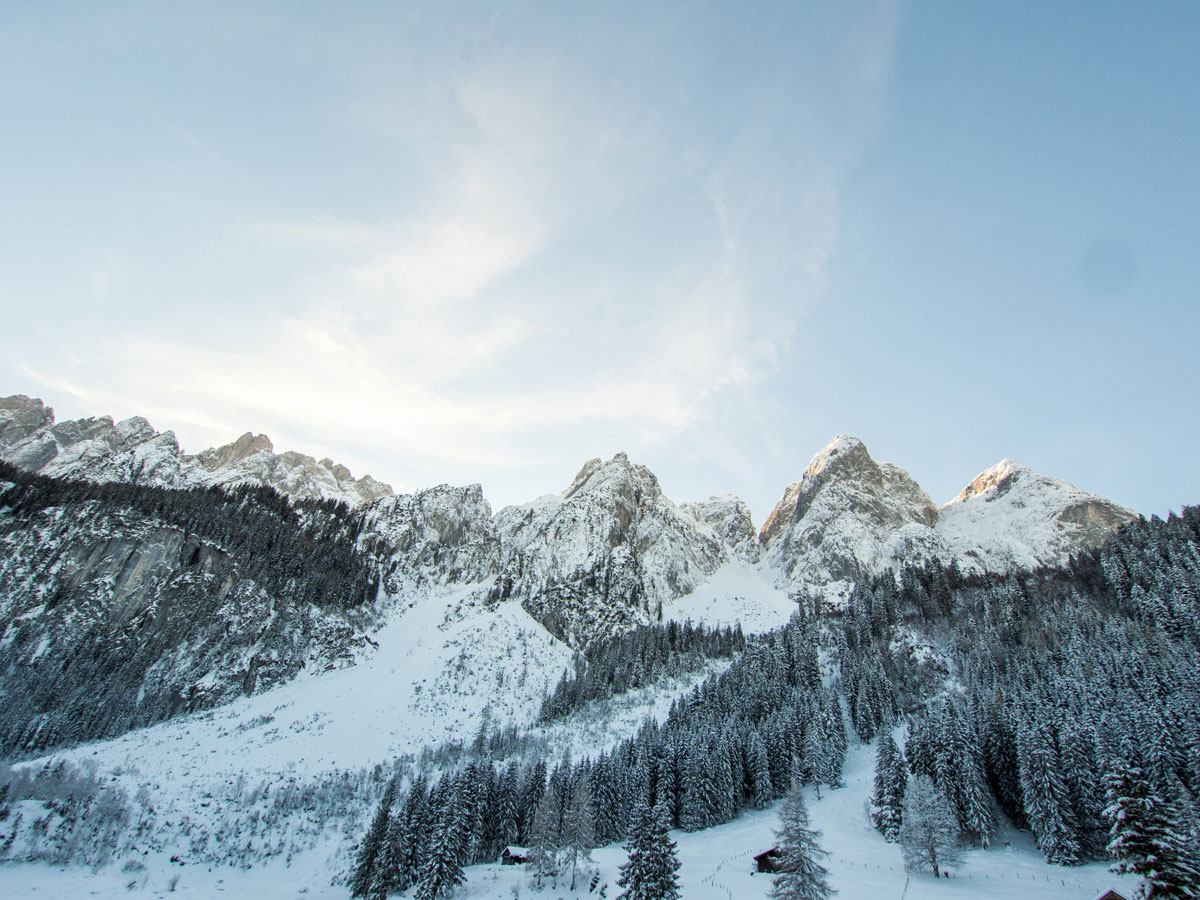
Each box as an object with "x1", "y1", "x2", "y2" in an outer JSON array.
[{"x1": 1, "y1": 738, "x2": 1136, "y2": 899}]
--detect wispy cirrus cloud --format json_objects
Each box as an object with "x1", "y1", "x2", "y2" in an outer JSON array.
[{"x1": 4, "y1": 1, "x2": 903, "y2": 508}]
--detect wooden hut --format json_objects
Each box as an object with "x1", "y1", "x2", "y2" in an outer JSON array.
[
  {"x1": 754, "y1": 847, "x2": 783, "y2": 873},
  {"x1": 501, "y1": 846, "x2": 530, "y2": 866}
]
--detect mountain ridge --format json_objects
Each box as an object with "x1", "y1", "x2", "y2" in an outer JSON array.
[{"x1": 0, "y1": 391, "x2": 1138, "y2": 656}]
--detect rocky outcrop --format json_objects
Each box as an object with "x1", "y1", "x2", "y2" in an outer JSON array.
[
  {"x1": 361, "y1": 483, "x2": 502, "y2": 590},
  {"x1": 0, "y1": 395, "x2": 393, "y2": 507},
  {"x1": 489, "y1": 453, "x2": 728, "y2": 646},
  {"x1": 0, "y1": 394, "x2": 54, "y2": 445},
  {"x1": 680, "y1": 494, "x2": 761, "y2": 563}
]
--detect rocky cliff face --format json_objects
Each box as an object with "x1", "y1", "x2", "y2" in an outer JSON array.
[
  {"x1": 488, "y1": 453, "x2": 727, "y2": 645},
  {"x1": 0, "y1": 495, "x2": 372, "y2": 757},
  {"x1": 361, "y1": 483, "x2": 502, "y2": 591},
  {"x1": 679, "y1": 494, "x2": 761, "y2": 563},
  {"x1": 0, "y1": 395, "x2": 392, "y2": 507}
]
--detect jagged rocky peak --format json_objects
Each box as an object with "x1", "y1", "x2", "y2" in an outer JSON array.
[
  {"x1": 0, "y1": 394, "x2": 54, "y2": 443},
  {"x1": 194, "y1": 431, "x2": 275, "y2": 470},
  {"x1": 936, "y1": 458, "x2": 1137, "y2": 571},
  {"x1": 761, "y1": 436, "x2": 938, "y2": 546},
  {"x1": 680, "y1": 494, "x2": 760, "y2": 563},
  {"x1": 761, "y1": 435, "x2": 942, "y2": 599},
  {"x1": 0, "y1": 393, "x2": 393, "y2": 507},
  {"x1": 491, "y1": 452, "x2": 727, "y2": 647}
]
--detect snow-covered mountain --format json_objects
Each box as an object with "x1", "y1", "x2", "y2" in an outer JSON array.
[
  {"x1": 0, "y1": 393, "x2": 1142, "y2": 758},
  {"x1": 489, "y1": 453, "x2": 727, "y2": 645},
  {"x1": 0, "y1": 394, "x2": 1171, "y2": 900},
  {"x1": 936, "y1": 457, "x2": 1137, "y2": 572},
  {"x1": 759, "y1": 435, "x2": 942, "y2": 599},
  {"x1": 0, "y1": 395, "x2": 392, "y2": 507},
  {"x1": 758, "y1": 434, "x2": 1137, "y2": 599}
]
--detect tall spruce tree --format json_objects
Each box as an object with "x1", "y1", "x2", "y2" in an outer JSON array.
[
  {"x1": 351, "y1": 777, "x2": 396, "y2": 898},
  {"x1": 1018, "y1": 721, "x2": 1081, "y2": 865},
  {"x1": 871, "y1": 732, "x2": 907, "y2": 842},
  {"x1": 771, "y1": 771, "x2": 834, "y2": 900},
  {"x1": 527, "y1": 787, "x2": 560, "y2": 889},
  {"x1": 1103, "y1": 760, "x2": 1200, "y2": 899},
  {"x1": 414, "y1": 788, "x2": 467, "y2": 900},
  {"x1": 617, "y1": 799, "x2": 680, "y2": 900}
]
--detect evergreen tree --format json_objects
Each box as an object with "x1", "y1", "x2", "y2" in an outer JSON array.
[
  {"x1": 1018, "y1": 721, "x2": 1081, "y2": 865},
  {"x1": 1103, "y1": 760, "x2": 1200, "y2": 899},
  {"x1": 899, "y1": 775, "x2": 962, "y2": 878},
  {"x1": 414, "y1": 789, "x2": 467, "y2": 900},
  {"x1": 771, "y1": 773, "x2": 834, "y2": 900},
  {"x1": 748, "y1": 730, "x2": 774, "y2": 809},
  {"x1": 351, "y1": 778, "x2": 396, "y2": 898},
  {"x1": 871, "y1": 732, "x2": 907, "y2": 842},
  {"x1": 617, "y1": 799, "x2": 681, "y2": 900},
  {"x1": 371, "y1": 806, "x2": 410, "y2": 898}
]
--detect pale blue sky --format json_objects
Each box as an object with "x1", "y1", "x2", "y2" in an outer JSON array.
[{"x1": 2, "y1": 2, "x2": 1197, "y2": 521}]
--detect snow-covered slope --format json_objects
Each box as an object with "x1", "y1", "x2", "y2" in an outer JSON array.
[
  {"x1": 0, "y1": 395, "x2": 392, "y2": 507},
  {"x1": 936, "y1": 458, "x2": 1137, "y2": 572},
  {"x1": 488, "y1": 452, "x2": 728, "y2": 646}
]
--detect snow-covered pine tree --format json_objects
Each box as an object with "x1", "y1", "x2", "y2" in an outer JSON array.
[
  {"x1": 805, "y1": 697, "x2": 844, "y2": 798},
  {"x1": 1103, "y1": 759, "x2": 1200, "y2": 899},
  {"x1": 350, "y1": 777, "x2": 396, "y2": 898},
  {"x1": 617, "y1": 798, "x2": 680, "y2": 900},
  {"x1": 414, "y1": 787, "x2": 467, "y2": 900},
  {"x1": 871, "y1": 732, "x2": 907, "y2": 842},
  {"x1": 1059, "y1": 721, "x2": 1106, "y2": 858},
  {"x1": 520, "y1": 760, "x2": 548, "y2": 843},
  {"x1": 496, "y1": 763, "x2": 522, "y2": 852},
  {"x1": 370, "y1": 800, "x2": 410, "y2": 898},
  {"x1": 899, "y1": 774, "x2": 962, "y2": 878},
  {"x1": 940, "y1": 701, "x2": 994, "y2": 846},
  {"x1": 748, "y1": 729, "x2": 774, "y2": 809},
  {"x1": 1018, "y1": 720, "x2": 1081, "y2": 865},
  {"x1": 562, "y1": 769, "x2": 597, "y2": 890},
  {"x1": 771, "y1": 769, "x2": 833, "y2": 900}
]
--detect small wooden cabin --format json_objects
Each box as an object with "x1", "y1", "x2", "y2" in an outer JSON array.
[
  {"x1": 754, "y1": 847, "x2": 782, "y2": 873},
  {"x1": 501, "y1": 846, "x2": 530, "y2": 865},
  {"x1": 1094, "y1": 892, "x2": 1128, "y2": 900}
]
